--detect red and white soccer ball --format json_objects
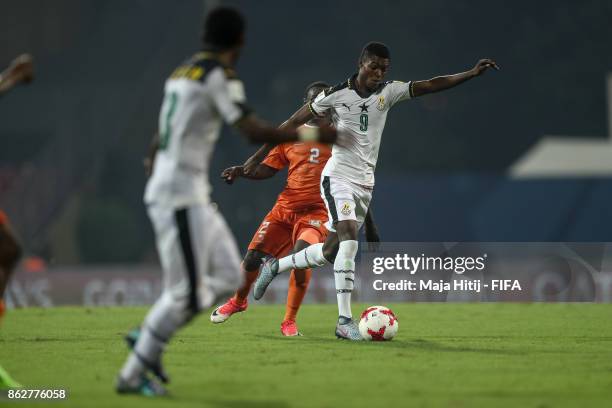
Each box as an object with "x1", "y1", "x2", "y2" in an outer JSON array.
[{"x1": 359, "y1": 305, "x2": 399, "y2": 341}]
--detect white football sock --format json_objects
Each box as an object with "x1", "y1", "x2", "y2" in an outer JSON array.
[
  {"x1": 334, "y1": 240, "x2": 358, "y2": 319},
  {"x1": 278, "y1": 243, "x2": 328, "y2": 273}
]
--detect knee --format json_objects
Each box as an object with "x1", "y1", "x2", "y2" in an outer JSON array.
[
  {"x1": 243, "y1": 250, "x2": 265, "y2": 272},
  {"x1": 336, "y1": 221, "x2": 359, "y2": 242},
  {"x1": 322, "y1": 244, "x2": 337, "y2": 263}
]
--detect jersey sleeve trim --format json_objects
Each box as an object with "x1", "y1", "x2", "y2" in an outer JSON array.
[
  {"x1": 408, "y1": 81, "x2": 415, "y2": 98},
  {"x1": 309, "y1": 101, "x2": 325, "y2": 118}
]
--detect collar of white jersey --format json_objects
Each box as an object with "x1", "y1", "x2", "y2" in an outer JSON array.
[{"x1": 347, "y1": 73, "x2": 385, "y2": 98}]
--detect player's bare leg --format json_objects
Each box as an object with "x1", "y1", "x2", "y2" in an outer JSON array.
[{"x1": 211, "y1": 250, "x2": 267, "y2": 323}]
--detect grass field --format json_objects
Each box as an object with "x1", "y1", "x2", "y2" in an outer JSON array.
[{"x1": 1, "y1": 304, "x2": 612, "y2": 407}]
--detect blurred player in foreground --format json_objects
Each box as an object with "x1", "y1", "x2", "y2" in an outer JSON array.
[
  {"x1": 0, "y1": 215, "x2": 22, "y2": 389},
  {"x1": 116, "y1": 7, "x2": 336, "y2": 397},
  {"x1": 0, "y1": 53, "x2": 33, "y2": 389},
  {"x1": 254, "y1": 42, "x2": 499, "y2": 340},
  {"x1": 210, "y1": 82, "x2": 379, "y2": 336}
]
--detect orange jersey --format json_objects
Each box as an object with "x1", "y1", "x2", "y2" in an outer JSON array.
[{"x1": 262, "y1": 137, "x2": 331, "y2": 211}]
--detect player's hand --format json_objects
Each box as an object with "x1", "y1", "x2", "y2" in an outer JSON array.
[
  {"x1": 7, "y1": 54, "x2": 34, "y2": 84},
  {"x1": 471, "y1": 58, "x2": 499, "y2": 77},
  {"x1": 221, "y1": 166, "x2": 244, "y2": 184}
]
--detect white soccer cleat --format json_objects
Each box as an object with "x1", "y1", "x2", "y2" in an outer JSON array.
[
  {"x1": 335, "y1": 316, "x2": 363, "y2": 341},
  {"x1": 253, "y1": 257, "x2": 279, "y2": 300}
]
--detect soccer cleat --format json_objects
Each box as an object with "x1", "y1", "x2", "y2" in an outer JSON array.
[
  {"x1": 125, "y1": 327, "x2": 170, "y2": 384},
  {"x1": 335, "y1": 316, "x2": 363, "y2": 341},
  {"x1": 0, "y1": 365, "x2": 21, "y2": 389},
  {"x1": 210, "y1": 298, "x2": 248, "y2": 323},
  {"x1": 280, "y1": 320, "x2": 301, "y2": 337},
  {"x1": 115, "y1": 374, "x2": 166, "y2": 397},
  {"x1": 253, "y1": 256, "x2": 279, "y2": 300}
]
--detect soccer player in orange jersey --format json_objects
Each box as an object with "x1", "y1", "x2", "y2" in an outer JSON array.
[{"x1": 210, "y1": 82, "x2": 379, "y2": 336}]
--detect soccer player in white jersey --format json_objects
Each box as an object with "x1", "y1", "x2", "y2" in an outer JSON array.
[
  {"x1": 253, "y1": 42, "x2": 499, "y2": 340},
  {"x1": 116, "y1": 7, "x2": 336, "y2": 396}
]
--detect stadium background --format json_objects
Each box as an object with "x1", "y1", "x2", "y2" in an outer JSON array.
[{"x1": 1, "y1": 1, "x2": 612, "y2": 285}]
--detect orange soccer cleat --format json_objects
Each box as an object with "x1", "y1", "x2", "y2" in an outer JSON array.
[
  {"x1": 210, "y1": 298, "x2": 248, "y2": 324},
  {"x1": 280, "y1": 319, "x2": 301, "y2": 337}
]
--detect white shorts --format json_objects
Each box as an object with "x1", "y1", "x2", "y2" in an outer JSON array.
[
  {"x1": 147, "y1": 202, "x2": 243, "y2": 311},
  {"x1": 320, "y1": 176, "x2": 373, "y2": 232}
]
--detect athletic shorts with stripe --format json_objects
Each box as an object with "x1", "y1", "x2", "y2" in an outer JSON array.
[
  {"x1": 147, "y1": 203, "x2": 243, "y2": 312},
  {"x1": 320, "y1": 176, "x2": 373, "y2": 232},
  {"x1": 248, "y1": 203, "x2": 329, "y2": 258}
]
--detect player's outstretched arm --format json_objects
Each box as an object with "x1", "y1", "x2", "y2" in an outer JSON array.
[
  {"x1": 235, "y1": 115, "x2": 334, "y2": 144},
  {"x1": 243, "y1": 143, "x2": 274, "y2": 176},
  {"x1": 221, "y1": 164, "x2": 277, "y2": 184},
  {"x1": 0, "y1": 54, "x2": 34, "y2": 95},
  {"x1": 280, "y1": 104, "x2": 315, "y2": 131},
  {"x1": 411, "y1": 59, "x2": 499, "y2": 97},
  {"x1": 242, "y1": 108, "x2": 316, "y2": 172}
]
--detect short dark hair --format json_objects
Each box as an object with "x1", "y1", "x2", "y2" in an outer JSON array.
[
  {"x1": 359, "y1": 42, "x2": 390, "y2": 64},
  {"x1": 202, "y1": 7, "x2": 245, "y2": 50},
  {"x1": 303, "y1": 81, "x2": 330, "y2": 103}
]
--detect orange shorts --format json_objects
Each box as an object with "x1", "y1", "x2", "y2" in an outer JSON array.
[{"x1": 248, "y1": 204, "x2": 329, "y2": 259}]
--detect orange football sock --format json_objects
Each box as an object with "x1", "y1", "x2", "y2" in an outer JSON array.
[
  {"x1": 233, "y1": 263, "x2": 259, "y2": 304},
  {"x1": 284, "y1": 268, "x2": 312, "y2": 322},
  {"x1": 0, "y1": 299, "x2": 5, "y2": 321}
]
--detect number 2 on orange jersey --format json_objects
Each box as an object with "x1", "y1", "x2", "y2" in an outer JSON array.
[{"x1": 309, "y1": 147, "x2": 320, "y2": 164}]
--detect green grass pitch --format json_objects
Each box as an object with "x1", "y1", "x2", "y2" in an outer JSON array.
[{"x1": 1, "y1": 304, "x2": 612, "y2": 407}]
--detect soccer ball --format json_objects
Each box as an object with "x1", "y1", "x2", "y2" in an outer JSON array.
[{"x1": 358, "y1": 305, "x2": 399, "y2": 341}]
